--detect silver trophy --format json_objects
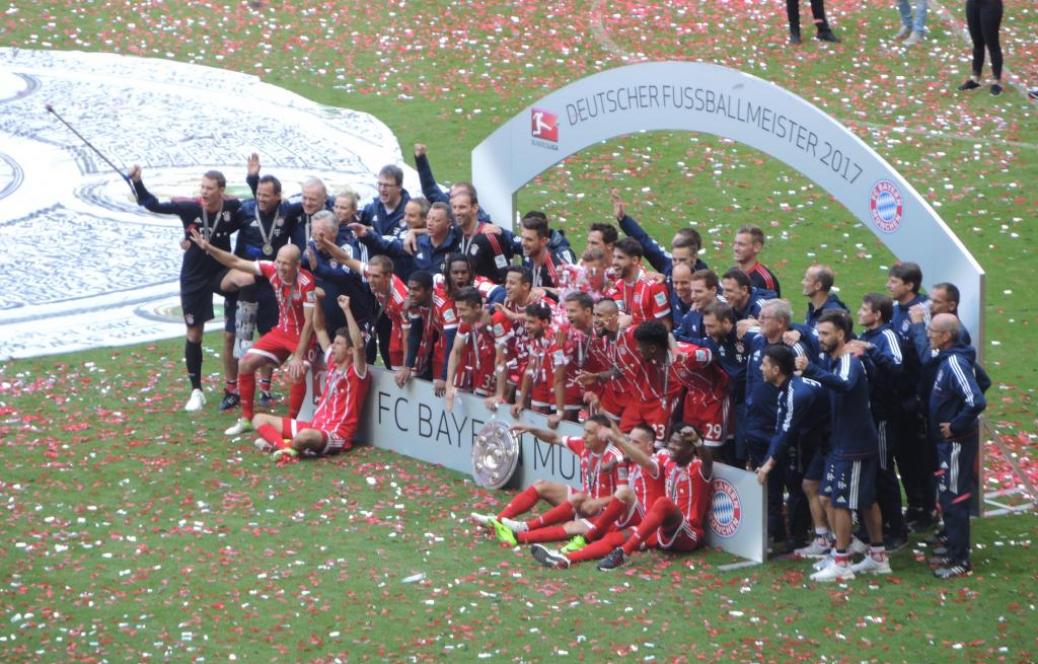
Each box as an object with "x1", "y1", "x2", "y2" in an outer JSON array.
[{"x1": 471, "y1": 420, "x2": 520, "y2": 489}]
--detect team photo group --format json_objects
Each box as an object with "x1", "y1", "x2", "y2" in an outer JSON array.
[{"x1": 132, "y1": 138, "x2": 988, "y2": 584}]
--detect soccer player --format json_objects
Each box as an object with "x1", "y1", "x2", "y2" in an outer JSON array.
[
  {"x1": 612, "y1": 188, "x2": 708, "y2": 277},
  {"x1": 511, "y1": 302, "x2": 558, "y2": 418},
  {"x1": 801, "y1": 264, "x2": 847, "y2": 328},
  {"x1": 471, "y1": 416, "x2": 627, "y2": 544},
  {"x1": 189, "y1": 231, "x2": 317, "y2": 437},
  {"x1": 224, "y1": 170, "x2": 294, "y2": 411},
  {"x1": 547, "y1": 291, "x2": 596, "y2": 428},
  {"x1": 520, "y1": 215, "x2": 575, "y2": 289},
  {"x1": 531, "y1": 423, "x2": 667, "y2": 567},
  {"x1": 926, "y1": 313, "x2": 987, "y2": 578},
  {"x1": 360, "y1": 164, "x2": 411, "y2": 239},
  {"x1": 699, "y1": 301, "x2": 749, "y2": 466},
  {"x1": 596, "y1": 425, "x2": 715, "y2": 570},
  {"x1": 251, "y1": 293, "x2": 370, "y2": 460},
  {"x1": 452, "y1": 185, "x2": 514, "y2": 283},
  {"x1": 586, "y1": 221, "x2": 618, "y2": 258},
  {"x1": 733, "y1": 225, "x2": 781, "y2": 297},
  {"x1": 606, "y1": 238, "x2": 672, "y2": 328},
  {"x1": 445, "y1": 287, "x2": 497, "y2": 406},
  {"x1": 797, "y1": 311, "x2": 889, "y2": 581},
  {"x1": 395, "y1": 270, "x2": 438, "y2": 386},
  {"x1": 128, "y1": 165, "x2": 250, "y2": 412},
  {"x1": 578, "y1": 298, "x2": 629, "y2": 422},
  {"x1": 554, "y1": 247, "x2": 610, "y2": 306}
]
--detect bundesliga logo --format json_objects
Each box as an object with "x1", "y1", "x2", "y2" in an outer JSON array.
[
  {"x1": 530, "y1": 108, "x2": 559, "y2": 142},
  {"x1": 869, "y1": 179, "x2": 903, "y2": 233},
  {"x1": 709, "y1": 478, "x2": 742, "y2": 538}
]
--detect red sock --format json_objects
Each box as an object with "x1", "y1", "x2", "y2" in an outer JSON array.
[
  {"x1": 623, "y1": 497, "x2": 676, "y2": 555},
  {"x1": 586, "y1": 497, "x2": 626, "y2": 541},
  {"x1": 517, "y1": 526, "x2": 570, "y2": 544},
  {"x1": 567, "y1": 531, "x2": 628, "y2": 563},
  {"x1": 526, "y1": 501, "x2": 575, "y2": 530},
  {"x1": 239, "y1": 372, "x2": 257, "y2": 419},
  {"x1": 257, "y1": 423, "x2": 288, "y2": 450},
  {"x1": 498, "y1": 486, "x2": 540, "y2": 520},
  {"x1": 288, "y1": 380, "x2": 306, "y2": 419}
]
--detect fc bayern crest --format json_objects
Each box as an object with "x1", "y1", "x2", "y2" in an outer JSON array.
[
  {"x1": 709, "y1": 477, "x2": 742, "y2": 538},
  {"x1": 869, "y1": 179, "x2": 903, "y2": 234}
]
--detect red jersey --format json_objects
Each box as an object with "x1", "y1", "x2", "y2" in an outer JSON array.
[
  {"x1": 373, "y1": 272, "x2": 410, "y2": 366},
  {"x1": 664, "y1": 457, "x2": 713, "y2": 539},
  {"x1": 519, "y1": 329, "x2": 556, "y2": 406},
  {"x1": 564, "y1": 436, "x2": 628, "y2": 500},
  {"x1": 409, "y1": 286, "x2": 458, "y2": 377},
  {"x1": 606, "y1": 275, "x2": 670, "y2": 325},
  {"x1": 310, "y1": 349, "x2": 371, "y2": 442},
  {"x1": 630, "y1": 450, "x2": 669, "y2": 513},
  {"x1": 453, "y1": 319, "x2": 498, "y2": 394},
  {"x1": 258, "y1": 261, "x2": 316, "y2": 338},
  {"x1": 550, "y1": 322, "x2": 593, "y2": 407}
]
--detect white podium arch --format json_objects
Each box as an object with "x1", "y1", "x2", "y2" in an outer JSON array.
[{"x1": 471, "y1": 61, "x2": 984, "y2": 346}]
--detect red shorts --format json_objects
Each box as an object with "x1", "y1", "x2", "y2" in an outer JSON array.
[
  {"x1": 247, "y1": 328, "x2": 308, "y2": 367},
  {"x1": 596, "y1": 382, "x2": 626, "y2": 421},
  {"x1": 615, "y1": 499, "x2": 643, "y2": 530},
  {"x1": 682, "y1": 393, "x2": 731, "y2": 446},
  {"x1": 654, "y1": 522, "x2": 703, "y2": 552},
  {"x1": 280, "y1": 416, "x2": 350, "y2": 456},
  {"x1": 620, "y1": 398, "x2": 669, "y2": 440},
  {"x1": 530, "y1": 380, "x2": 555, "y2": 412}
]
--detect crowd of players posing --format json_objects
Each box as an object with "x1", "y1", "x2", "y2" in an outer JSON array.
[{"x1": 131, "y1": 145, "x2": 988, "y2": 580}]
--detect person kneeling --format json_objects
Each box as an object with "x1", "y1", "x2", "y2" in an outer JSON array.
[{"x1": 252, "y1": 294, "x2": 370, "y2": 461}]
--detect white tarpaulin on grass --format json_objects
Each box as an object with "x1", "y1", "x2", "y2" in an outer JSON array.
[{"x1": 0, "y1": 48, "x2": 417, "y2": 360}]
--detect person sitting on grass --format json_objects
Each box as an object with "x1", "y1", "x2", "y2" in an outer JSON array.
[{"x1": 251, "y1": 292, "x2": 370, "y2": 462}]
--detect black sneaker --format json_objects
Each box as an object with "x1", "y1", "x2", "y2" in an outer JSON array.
[
  {"x1": 816, "y1": 30, "x2": 840, "y2": 43},
  {"x1": 789, "y1": 30, "x2": 802, "y2": 44},
  {"x1": 884, "y1": 532, "x2": 909, "y2": 553},
  {"x1": 531, "y1": 544, "x2": 570, "y2": 569},
  {"x1": 957, "y1": 79, "x2": 981, "y2": 92},
  {"x1": 1029, "y1": 88, "x2": 1038, "y2": 101},
  {"x1": 990, "y1": 83, "x2": 1003, "y2": 96},
  {"x1": 597, "y1": 547, "x2": 629, "y2": 571},
  {"x1": 259, "y1": 391, "x2": 275, "y2": 408},
  {"x1": 218, "y1": 390, "x2": 241, "y2": 412},
  {"x1": 906, "y1": 512, "x2": 936, "y2": 533},
  {"x1": 933, "y1": 561, "x2": 973, "y2": 579}
]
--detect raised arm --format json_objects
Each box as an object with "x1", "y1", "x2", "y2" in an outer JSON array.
[
  {"x1": 189, "y1": 228, "x2": 260, "y2": 274},
  {"x1": 604, "y1": 424, "x2": 655, "y2": 469},
  {"x1": 510, "y1": 423, "x2": 563, "y2": 446},
  {"x1": 612, "y1": 188, "x2": 670, "y2": 274},
  {"x1": 341, "y1": 295, "x2": 367, "y2": 372}
]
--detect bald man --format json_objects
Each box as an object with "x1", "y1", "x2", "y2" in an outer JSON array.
[
  {"x1": 191, "y1": 231, "x2": 318, "y2": 436},
  {"x1": 925, "y1": 313, "x2": 987, "y2": 579}
]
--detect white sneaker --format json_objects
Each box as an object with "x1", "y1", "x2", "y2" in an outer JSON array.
[
  {"x1": 849, "y1": 537, "x2": 869, "y2": 555},
  {"x1": 795, "y1": 538, "x2": 832, "y2": 558},
  {"x1": 500, "y1": 517, "x2": 527, "y2": 533},
  {"x1": 903, "y1": 31, "x2": 923, "y2": 46},
  {"x1": 811, "y1": 561, "x2": 855, "y2": 582},
  {"x1": 851, "y1": 554, "x2": 892, "y2": 575},
  {"x1": 813, "y1": 554, "x2": 834, "y2": 572},
  {"x1": 254, "y1": 437, "x2": 275, "y2": 453},
  {"x1": 224, "y1": 417, "x2": 253, "y2": 436},
  {"x1": 470, "y1": 513, "x2": 495, "y2": 527},
  {"x1": 894, "y1": 25, "x2": 912, "y2": 40},
  {"x1": 184, "y1": 389, "x2": 206, "y2": 412}
]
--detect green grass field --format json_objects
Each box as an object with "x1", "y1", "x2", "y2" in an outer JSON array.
[{"x1": 2, "y1": 0, "x2": 1037, "y2": 660}]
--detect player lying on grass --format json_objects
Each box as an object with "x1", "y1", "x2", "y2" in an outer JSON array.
[
  {"x1": 251, "y1": 292, "x2": 370, "y2": 461},
  {"x1": 470, "y1": 416, "x2": 627, "y2": 544},
  {"x1": 531, "y1": 424, "x2": 714, "y2": 570}
]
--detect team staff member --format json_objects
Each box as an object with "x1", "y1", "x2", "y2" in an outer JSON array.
[
  {"x1": 129, "y1": 165, "x2": 251, "y2": 413},
  {"x1": 926, "y1": 314, "x2": 987, "y2": 579},
  {"x1": 361, "y1": 164, "x2": 411, "y2": 239}
]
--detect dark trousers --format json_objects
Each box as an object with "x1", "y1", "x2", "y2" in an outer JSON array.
[
  {"x1": 784, "y1": 442, "x2": 814, "y2": 545},
  {"x1": 895, "y1": 412, "x2": 936, "y2": 518},
  {"x1": 749, "y1": 443, "x2": 787, "y2": 542},
  {"x1": 936, "y1": 433, "x2": 979, "y2": 564},
  {"x1": 876, "y1": 419, "x2": 908, "y2": 536},
  {"x1": 965, "y1": 0, "x2": 1004, "y2": 80},
  {"x1": 786, "y1": 0, "x2": 831, "y2": 35}
]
